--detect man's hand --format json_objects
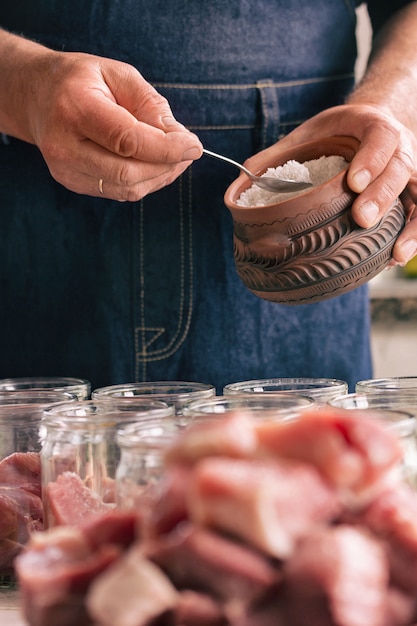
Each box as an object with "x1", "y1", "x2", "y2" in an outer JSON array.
[
  {"x1": 0, "y1": 32, "x2": 203, "y2": 201},
  {"x1": 244, "y1": 104, "x2": 417, "y2": 266}
]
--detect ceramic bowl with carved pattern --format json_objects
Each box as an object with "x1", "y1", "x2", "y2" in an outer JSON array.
[{"x1": 224, "y1": 136, "x2": 406, "y2": 305}]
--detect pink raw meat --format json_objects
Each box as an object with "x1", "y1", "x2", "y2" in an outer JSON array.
[
  {"x1": 0, "y1": 452, "x2": 41, "y2": 496},
  {"x1": 351, "y1": 482, "x2": 417, "y2": 596},
  {"x1": 187, "y1": 456, "x2": 340, "y2": 558},
  {"x1": 165, "y1": 410, "x2": 258, "y2": 464},
  {"x1": 16, "y1": 408, "x2": 417, "y2": 626},
  {"x1": 283, "y1": 525, "x2": 389, "y2": 626},
  {"x1": 86, "y1": 545, "x2": 179, "y2": 626},
  {"x1": 144, "y1": 521, "x2": 282, "y2": 604},
  {"x1": 16, "y1": 525, "x2": 122, "y2": 626},
  {"x1": 255, "y1": 407, "x2": 402, "y2": 495},
  {"x1": 0, "y1": 486, "x2": 43, "y2": 574},
  {"x1": 46, "y1": 471, "x2": 114, "y2": 527}
]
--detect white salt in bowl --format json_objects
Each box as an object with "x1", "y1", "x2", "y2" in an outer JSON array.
[{"x1": 224, "y1": 136, "x2": 406, "y2": 304}]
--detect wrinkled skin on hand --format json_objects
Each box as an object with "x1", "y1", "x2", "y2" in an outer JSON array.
[
  {"x1": 25, "y1": 51, "x2": 203, "y2": 202},
  {"x1": 243, "y1": 104, "x2": 417, "y2": 266}
]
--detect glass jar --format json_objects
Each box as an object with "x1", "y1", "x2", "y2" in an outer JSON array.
[
  {"x1": 182, "y1": 393, "x2": 314, "y2": 421},
  {"x1": 115, "y1": 419, "x2": 180, "y2": 510},
  {"x1": 0, "y1": 391, "x2": 77, "y2": 460},
  {"x1": 0, "y1": 376, "x2": 91, "y2": 400},
  {"x1": 0, "y1": 391, "x2": 78, "y2": 581},
  {"x1": 356, "y1": 377, "x2": 417, "y2": 394},
  {"x1": 40, "y1": 399, "x2": 175, "y2": 528},
  {"x1": 223, "y1": 377, "x2": 348, "y2": 404},
  {"x1": 329, "y1": 392, "x2": 417, "y2": 487},
  {"x1": 92, "y1": 381, "x2": 216, "y2": 424}
]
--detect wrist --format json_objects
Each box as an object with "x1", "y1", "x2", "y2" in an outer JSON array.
[{"x1": 0, "y1": 29, "x2": 59, "y2": 143}]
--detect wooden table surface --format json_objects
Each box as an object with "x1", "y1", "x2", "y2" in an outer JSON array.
[{"x1": 0, "y1": 588, "x2": 27, "y2": 626}]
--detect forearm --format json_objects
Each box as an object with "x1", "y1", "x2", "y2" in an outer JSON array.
[
  {"x1": 348, "y1": 2, "x2": 417, "y2": 135},
  {"x1": 0, "y1": 28, "x2": 57, "y2": 142}
]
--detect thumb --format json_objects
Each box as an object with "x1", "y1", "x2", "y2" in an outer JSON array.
[
  {"x1": 103, "y1": 62, "x2": 189, "y2": 134},
  {"x1": 77, "y1": 67, "x2": 202, "y2": 162}
]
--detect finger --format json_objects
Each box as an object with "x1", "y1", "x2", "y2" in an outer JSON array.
[
  {"x1": 347, "y1": 121, "x2": 401, "y2": 193},
  {"x1": 350, "y1": 151, "x2": 413, "y2": 228},
  {"x1": 55, "y1": 160, "x2": 192, "y2": 202},
  {"x1": 391, "y1": 184, "x2": 417, "y2": 265},
  {"x1": 47, "y1": 132, "x2": 193, "y2": 193},
  {"x1": 392, "y1": 222, "x2": 417, "y2": 265},
  {"x1": 101, "y1": 62, "x2": 188, "y2": 133},
  {"x1": 97, "y1": 160, "x2": 191, "y2": 202},
  {"x1": 74, "y1": 92, "x2": 202, "y2": 163}
]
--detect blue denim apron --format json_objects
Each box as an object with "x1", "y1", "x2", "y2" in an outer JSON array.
[{"x1": 1, "y1": 0, "x2": 402, "y2": 391}]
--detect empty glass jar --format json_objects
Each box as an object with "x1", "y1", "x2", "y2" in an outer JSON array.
[
  {"x1": 92, "y1": 381, "x2": 216, "y2": 425},
  {"x1": 223, "y1": 377, "x2": 348, "y2": 404},
  {"x1": 0, "y1": 376, "x2": 91, "y2": 400},
  {"x1": 356, "y1": 377, "x2": 417, "y2": 394},
  {"x1": 182, "y1": 393, "x2": 314, "y2": 421}
]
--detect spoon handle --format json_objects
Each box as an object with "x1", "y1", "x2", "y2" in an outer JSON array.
[{"x1": 202, "y1": 149, "x2": 253, "y2": 178}]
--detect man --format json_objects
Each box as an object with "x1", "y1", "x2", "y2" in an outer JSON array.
[{"x1": 0, "y1": 2, "x2": 416, "y2": 391}]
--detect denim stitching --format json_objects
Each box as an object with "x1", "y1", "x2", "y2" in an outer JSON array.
[
  {"x1": 258, "y1": 79, "x2": 280, "y2": 146},
  {"x1": 153, "y1": 73, "x2": 355, "y2": 90},
  {"x1": 188, "y1": 120, "x2": 307, "y2": 131},
  {"x1": 134, "y1": 198, "x2": 147, "y2": 379},
  {"x1": 189, "y1": 125, "x2": 253, "y2": 130},
  {"x1": 258, "y1": 83, "x2": 269, "y2": 149},
  {"x1": 133, "y1": 70, "x2": 355, "y2": 373},
  {"x1": 135, "y1": 168, "x2": 194, "y2": 368}
]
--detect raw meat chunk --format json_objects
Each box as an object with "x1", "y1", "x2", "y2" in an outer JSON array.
[
  {"x1": 0, "y1": 450, "x2": 43, "y2": 569},
  {"x1": 0, "y1": 452, "x2": 41, "y2": 496},
  {"x1": 165, "y1": 410, "x2": 258, "y2": 464},
  {"x1": 144, "y1": 521, "x2": 282, "y2": 604},
  {"x1": 283, "y1": 525, "x2": 389, "y2": 626},
  {"x1": 255, "y1": 408, "x2": 402, "y2": 495},
  {"x1": 15, "y1": 525, "x2": 122, "y2": 626},
  {"x1": 86, "y1": 545, "x2": 179, "y2": 626},
  {"x1": 175, "y1": 590, "x2": 226, "y2": 626},
  {"x1": 81, "y1": 509, "x2": 140, "y2": 551},
  {"x1": 46, "y1": 471, "x2": 115, "y2": 527},
  {"x1": 187, "y1": 456, "x2": 340, "y2": 558},
  {"x1": 351, "y1": 483, "x2": 417, "y2": 595}
]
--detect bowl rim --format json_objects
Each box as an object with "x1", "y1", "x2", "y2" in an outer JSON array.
[{"x1": 224, "y1": 135, "x2": 360, "y2": 213}]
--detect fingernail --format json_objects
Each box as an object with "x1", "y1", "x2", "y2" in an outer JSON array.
[
  {"x1": 359, "y1": 201, "x2": 379, "y2": 226},
  {"x1": 182, "y1": 145, "x2": 202, "y2": 160},
  {"x1": 351, "y1": 169, "x2": 372, "y2": 193},
  {"x1": 162, "y1": 115, "x2": 185, "y2": 130},
  {"x1": 398, "y1": 239, "x2": 417, "y2": 265}
]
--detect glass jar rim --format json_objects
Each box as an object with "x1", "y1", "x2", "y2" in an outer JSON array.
[
  {"x1": 224, "y1": 377, "x2": 348, "y2": 395},
  {"x1": 0, "y1": 376, "x2": 91, "y2": 399},
  {"x1": 42, "y1": 399, "x2": 175, "y2": 428},
  {"x1": 92, "y1": 380, "x2": 216, "y2": 402},
  {"x1": 356, "y1": 377, "x2": 417, "y2": 391},
  {"x1": 182, "y1": 392, "x2": 315, "y2": 416}
]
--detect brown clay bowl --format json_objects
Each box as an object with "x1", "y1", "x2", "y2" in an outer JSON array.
[
  {"x1": 224, "y1": 136, "x2": 406, "y2": 305},
  {"x1": 224, "y1": 137, "x2": 405, "y2": 304}
]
